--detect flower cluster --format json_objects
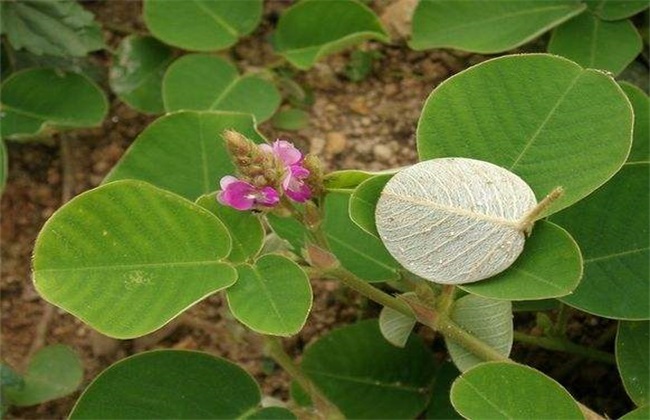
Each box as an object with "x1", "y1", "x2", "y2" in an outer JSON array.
[{"x1": 217, "y1": 133, "x2": 313, "y2": 211}]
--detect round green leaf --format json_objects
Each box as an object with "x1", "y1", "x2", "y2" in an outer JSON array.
[
  {"x1": 271, "y1": 108, "x2": 310, "y2": 131},
  {"x1": 617, "y1": 321, "x2": 649, "y2": 406},
  {"x1": 548, "y1": 13, "x2": 642, "y2": 76},
  {"x1": 349, "y1": 174, "x2": 392, "y2": 237},
  {"x1": 163, "y1": 54, "x2": 280, "y2": 123},
  {"x1": 227, "y1": 255, "x2": 312, "y2": 336},
  {"x1": 620, "y1": 82, "x2": 649, "y2": 163},
  {"x1": 324, "y1": 169, "x2": 394, "y2": 191},
  {"x1": 70, "y1": 350, "x2": 261, "y2": 419},
  {"x1": 104, "y1": 111, "x2": 265, "y2": 200},
  {"x1": 551, "y1": 163, "x2": 649, "y2": 320},
  {"x1": 33, "y1": 180, "x2": 236, "y2": 339},
  {"x1": 143, "y1": 0, "x2": 263, "y2": 51},
  {"x1": 5, "y1": 345, "x2": 82, "y2": 407},
  {"x1": 272, "y1": 0, "x2": 389, "y2": 70},
  {"x1": 587, "y1": 0, "x2": 649, "y2": 20},
  {"x1": 1, "y1": 68, "x2": 108, "y2": 140},
  {"x1": 451, "y1": 362, "x2": 583, "y2": 419},
  {"x1": 445, "y1": 295, "x2": 513, "y2": 372},
  {"x1": 418, "y1": 54, "x2": 633, "y2": 216},
  {"x1": 379, "y1": 292, "x2": 416, "y2": 348},
  {"x1": 109, "y1": 35, "x2": 173, "y2": 114},
  {"x1": 461, "y1": 221, "x2": 582, "y2": 300},
  {"x1": 323, "y1": 192, "x2": 401, "y2": 282},
  {"x1": 621, "y1": 405, "x2": 650, "y2": 419},
  {"x1": 196, "y1": 193, "x2": 264, "y2": 263},
  {"x1": 410, "y1": 0, "x2": 585, "y2": 53},
  {"x1": 299, "y1": 319, "x2": 436, "y2": 419}
]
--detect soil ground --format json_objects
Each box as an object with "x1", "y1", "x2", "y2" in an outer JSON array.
[{"x1": 1, "y1": 1, "x2": 635, "y2": 418}]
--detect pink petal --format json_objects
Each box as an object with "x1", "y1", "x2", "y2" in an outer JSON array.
[
  {"x1": 219, "y1": 175, "x2": 240, "y2": 189},
  {"x1": 285, "y1": 183, "x2": 311, "y2": 203},
  {"x1": 257, "y1": 187, "x2": 280, "y2": 206},
  {"x1": 217, "y1": 177, "x2": 256, "y2": 210},
  {"x1": 273, "y1": 140, "x2": 302, "y2": 166}
]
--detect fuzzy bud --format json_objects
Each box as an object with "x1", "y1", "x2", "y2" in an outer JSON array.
[
  {"x1": 223, "y1": 130, "x2": 283, "y2": 189},
  {"x1": 302, "y1": 154, "x2": 324, "y2": 198}
]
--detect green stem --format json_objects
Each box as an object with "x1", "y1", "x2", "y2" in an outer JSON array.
[
  {"x1": 553, "y1": 303, "x2": 571, "y2": 336},
  {"x1": 513, "y1": 332, "x2": 615, "y2": 364},
  {"x1": 263, "y1": 336, "x2": 344, "y2": 419}
]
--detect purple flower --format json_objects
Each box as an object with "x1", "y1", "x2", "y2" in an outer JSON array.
[
  {"x1": 283, "y1": 164, "x2": 311, "y2": 202},
  {"x1": 260, "y1": 140, "x2": 312, "y2": 203},
  {"x1": 259, "y1": 140, "x2": 302, "y2": 166},
  {"x1": 217, "y1": 176, "x2": 279, "y2": 210}
]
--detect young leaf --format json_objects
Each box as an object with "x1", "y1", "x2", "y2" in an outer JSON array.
[
  {"x1": 379, "y1": 292, "x2": 416, "y2": 347},
  {"x1": 461, "y1": 221, "x2": 582, "y2": 300},
  {"x1": 349, "y1": 173, "x2": 393, "y2": 237},
  {"x1": 620, "y1": 82, "x2": 649, "y2": 163},
  {"x1": 616, "y1": 321, "x2": 649, "y2": 406},
  {"x1": 143, "y1": 0, "x2": 263, "y2": 51},
  {"x1": 196, "y1": 193, "x2": 264, "y2": 263},
  {"x1": 450, "y1": 362, "x2": 583, "y2": 418},
  {"x1": 109, "y1": 35, "x2": 173, "y2": 114},
  {"x1": 548, "y1": 13, "x2": 642, "y2": 76},
  {"x1": 1, "y1": 68, "x2": 108, "y2": 140},
  {"x1": 272, "y1": 0, "x2": 389, "y2": 69},
  {"x1": 324, "y1": 192, "x2": 401, "y2": 282},
  {"x1": 104, "y1": 111, "x2": 265, "y2": 200},
  {"x1": 375, "y1": 158, "x2": 537, "y2": 285},
  {"x1": 297, "y1": 319, "x2": 436, "y2": 419},
  {"x1": 551, "y1": 164, "x2": 649, "y2": 320},
  {"x1": 70, "y1": 350, "x2": 263, "y2": 418},
  {"x1": 163, "y1": 54, "x2": 280, "y2": 123},
  {"x1": 0, "y1": 0, "x2": 104, "y2": 57},
  {"x1": 426, "y1": 362, "x2": 462, "y2": 419},
  {"x1": 445, "y1": 295, "x2": 513, "y2": 372},
  {"x1": 4, "y1": 345, "x2": 82, "y2": 407},
  {"x1": 33, "y1": 180, "x2": 236, "y2": 339},
  {"x1": 410, "y1": 0, "x2": 585, "y2": 52},
  {"x1": 227, "y1": 255, "x2": 312, "y2": 336},
  {"x1": 418, "y1": 54, "x2": 633, "y2": 216},
  {"x1": 586, "y1": 0, "x2": 649, "y2": 21},
  {"x1": 271, "y1": 108, "x2": 310, "y2": 131}
]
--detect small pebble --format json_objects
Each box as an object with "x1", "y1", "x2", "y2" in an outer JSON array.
[{"x1": 325, "y1": 132, "x2": 347, "y2": 155}]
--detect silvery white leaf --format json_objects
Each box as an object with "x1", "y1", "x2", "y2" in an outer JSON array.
[{"x1": 375, "y1": 158, "x2": 536, "y2": 284}]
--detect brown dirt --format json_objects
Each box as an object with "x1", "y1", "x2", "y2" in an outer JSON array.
[{"x1": 1, "y1": 1, "x2": 633, "y2": 419}]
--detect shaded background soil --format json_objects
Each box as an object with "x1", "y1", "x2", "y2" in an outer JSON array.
[{"x1": 1, "y1": 1, "x2": 635, "y2": 418}]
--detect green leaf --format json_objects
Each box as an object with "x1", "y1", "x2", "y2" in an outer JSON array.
[
  {"x1": 227, "y1": 255, "x2": 312, "y2": 336},
  {"x1": 451, "y1": 362, "x2": 583, "y2": 419},
  {"x1": 551, "y1": 164, "x2": 649, "y2": 320},
  {"x1": 104, "y1": 111, "x2": 265, "y2": 200},
  {"x1": 622, "y1": 405, "x2": 650, "y2": 419},
  {"x1": 266, "y1": 214, "x2": 308, "y2": 254},
  {"x1": 272, "y1": 0, "x2": 389, "y2": 69},
  {"x1": 587, "y1": 0, "x2": 649, "y2": 20},
  {"x1": 512, "y1": 299, "x2": 560, "y2": 312},
  {"x1": 426, "y1": 362, "x2": 462, "y2": 419},
  {"x1": 418, "y1": 54, "x2": 633, "y2": 216},
  {"x1": 324, "y1": 169, "x2": 384, "y2": 191},
  {"x1": 298, "y1": 319, "x2": 436, "y2": 419},
  {"x1": 379, "y1": 292, "x2": 416, "y2": 347},
  {"x1": 616, "y1": 321, "x2": 649, "y2": 406},
  {"x1": 349, "y1": 174, "x2": 392, "y2": 237},
  {"x1": 143, "y1": 0, "x2": 263, "y2": 51},
  {"x1": 620, "y1": 82, "x2": 649, "y2": 163},
  {"x1": 109, "y1": 35, "x2": 173, "y2": 115},
  {"x1": 162, "y1": 54, "x2": 280, "y2": 123},
  {"x1": 5, "y1": 345, "x2": 82, "y2": 407},
  {"x1": 1, "y1": 68, "x2": 108, "y2": 140},
  {"x1": 271, "y1": 108, "x2": 310, "y2": 131},
  {"x1": 445, "y1": 295, "x2": 513, "y2": 372},
  {"x1": 0, "y1": 0, "x2": 104, "y2": 57},
  {"x1": 70, "y1": 350, "x2": 262, "y2": 419},
  {"x1": 460, "y1": 221, "x2": 582, "y2": 300},
  {"x1": 33, "y1": 180, "x2": 236, "y2": 339},
  {"x1": 548, "y1": 13, "x2": 642, "y2": 76},
  {"x1": 324, "y1": 192, "x2": 401, "y2": 282},
  {"x1": 196, "y1": 193, "x2": 264, "y2": 263},
  {"x1": 247, "y1": 407, "x2": 296, "y2": 419},
  {"x1": 410, "y1": 0, "x2": 585, "y2": 53}
]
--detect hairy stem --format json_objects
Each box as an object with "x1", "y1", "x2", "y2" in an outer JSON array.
[
  {"x1": 517, "y1": 186, "x2": 564, "y2": 233},
  {"x1": 264, "y1": 336, "x2": 344, "y2": 419}
]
